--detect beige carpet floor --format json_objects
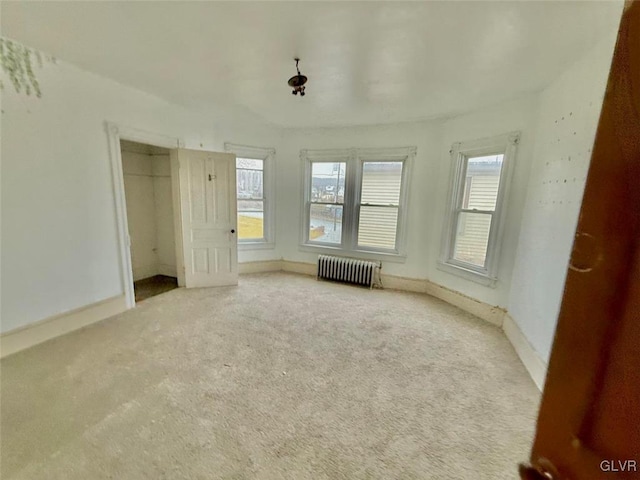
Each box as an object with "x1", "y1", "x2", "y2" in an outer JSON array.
[{"x1": 1, "y1": 273, "x2": 540, "y2": 479}]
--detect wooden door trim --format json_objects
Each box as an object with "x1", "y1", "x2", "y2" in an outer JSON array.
[{"x1": 528, "y1": 2, "x2": 640, "y2": 478}]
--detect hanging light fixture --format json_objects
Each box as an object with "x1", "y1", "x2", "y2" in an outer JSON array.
[{"x1": 288, "y1": 58, "x2": 307, "y2": 96}]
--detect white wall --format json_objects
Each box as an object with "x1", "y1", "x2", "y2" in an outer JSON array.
[
  {"x1": 121, "y1": 150, "x2": 176, "y2": 281},
  {"x1": 278, "y1": 95, "x2": 539, "y2": 308},
  {"x1": 1, "y1": 58, "x2": 282, "y2": 333},
  {"x1": 122, "y1": 151, "x2": 158, "y2": 280},
  {"x1": 507, "y1": 33, "x2": 620, "y2": 362},
  {"x1": 151, "y1": 154, "x2": 177, "y2": 278}
]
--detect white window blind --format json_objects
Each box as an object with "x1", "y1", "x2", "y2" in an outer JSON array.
[{"x1": 358, "y1": 161, "x2": 403, "y2": 250}]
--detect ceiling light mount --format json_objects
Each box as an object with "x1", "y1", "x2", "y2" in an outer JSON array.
[{"x1": 288, "y1": 58, "x2": 307, "y2": 96}]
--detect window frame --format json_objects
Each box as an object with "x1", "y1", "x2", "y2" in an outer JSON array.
[
  {"x1": 438, "y1": 132, "x2": 520, "y2": 286},
  {"x1": 225, "y1": 142, "x2": 276, "y2": 250},
  {"x1": 304, "y1": 154, "x2": 350, "y2": 249},
  {"x1": 300, "y1": 146, "x2": 415, "y2": 261}
]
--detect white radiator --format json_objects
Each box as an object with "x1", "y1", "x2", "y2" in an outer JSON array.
[{"x1": 317, "y1": 255, "x2": 380, "y2": 289}]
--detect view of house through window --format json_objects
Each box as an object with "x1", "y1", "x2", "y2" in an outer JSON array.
[
  {"x1": 452, "y1": 154, "x2": 504, "y2": 267},
  {"x1": 236, "y1": 157, "x2": 264, "y2": 240},
  {"x1": 309, "y1": 162, "x2": 346, "y2": 244}
]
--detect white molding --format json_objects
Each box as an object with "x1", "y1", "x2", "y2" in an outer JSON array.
[
  {"x1": 281, "y1": 260, "x2": 317, "y2": 276},
  {"x1": 238, "y1": 260, "x2": 283, "y2": 274},
  {"x1": 357, "y1": 146, "x2": 417, "y2": 160},
  {"x1": 423, "y1": 280, "x2": 506, "y2": 326},
  {"x1": 450, "y1": 131, "x2": 520, "y2": 154},
  {"x1": 301, "y1": 146, "x2": 416, "y2": 161},
  {"x1": 105, "y1": 121, "x2": 184, "y2": 308},
  {"x1": 503, "y1": 314, "x2": 547, "y2": 390},
  {"x1": 300, "y1": 148, "x2": 351, "y2": 162},
  {"x1": 380, "y1": 274, "x2": 429, "y2": 294},
  {"x1": 170, "y1": 150, "x2": 186, "y2": 287},
  {"x1": 1, "y1": 295, "x2": 127, "y2": 358},
  {"x1": 224, "y1": 142, "x2": 275, "y2": 157},
  {"x1": 396, "y1": 147, "x2": 416, "y2": 257},
  {"x1": 108, "y1": 123, "x2": 185, "y2": 150}
]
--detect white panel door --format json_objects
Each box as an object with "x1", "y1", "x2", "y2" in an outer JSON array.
[{"x1": 175, "y1": 148, "x2": 238, "y2": 287}]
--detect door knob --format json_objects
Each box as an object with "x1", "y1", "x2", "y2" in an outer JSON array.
[
  {"x1": 519, "y1": 461, "x2": 558, "y2": 480},
  {"x1": 231, "y1": 229, "x2": 236, "y2": 234}
]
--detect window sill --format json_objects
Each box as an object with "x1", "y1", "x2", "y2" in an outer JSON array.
[
  {"x1": 436, "y1": 260, "x2": 497, "y2": 287},
  {"x1": 238, "y1": 241, "x2": 275, "y2": 251},
  {"x1": 299, "y1": 243, "x2": 407, "y2": 263}
]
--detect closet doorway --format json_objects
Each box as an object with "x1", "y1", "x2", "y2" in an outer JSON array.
[{"x1": 120, "y1": 140, "x2": 179, "y2": 302}]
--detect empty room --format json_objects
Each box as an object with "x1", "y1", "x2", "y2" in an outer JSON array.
[{"x1": 2, "y1": 1, "x2": 639, "y2": 479}]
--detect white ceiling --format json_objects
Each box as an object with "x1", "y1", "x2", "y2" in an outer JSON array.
[{"x1": 2, "y1": 1, "x2": 623, "y2": 128}]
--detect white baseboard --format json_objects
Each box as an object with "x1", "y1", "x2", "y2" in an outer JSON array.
[
  {"x1": 238, "y1": 259, "x2": 314, "y2": 277},
  {"x1": 380, "y1": 274, "x2": 429, "y2": 294},
  {"x1": 133, "y1": 265, "x2": 177, "y2": 280},
  {"x1": 424, "y1": 281, "x2": 506, "y2": 326},
  {"x1": 239, "y1": 260, "x2": 283, "y2": 274},
  {"x1": 0, "y1": 295, "x2": 128, "y2": 359},
  {"x1": 282, "y1": 260, "x2": 316, "y2": 276},
  {"x1": 132, "y1": 265, "x2": 159, "y2": 282},
  {"x1": 503, "y1": 314, "x2": 547, "y2": 390},
  {"x1": 157, "y1": 264, "x2": 177, "y2": 277}
]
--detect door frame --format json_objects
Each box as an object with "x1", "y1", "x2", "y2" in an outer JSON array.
[{"x1": 105, "y1": 121, "x2": 185, "y2": 309}]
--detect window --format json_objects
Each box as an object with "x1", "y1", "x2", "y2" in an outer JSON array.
[
  {"x1": 302, "y1": 147, "x2": 415, "y2": 259},
  {"x1": 225, "y1": 143, "x2": 275, "y2": 249},
  {"x1": 439, "y1": 132, "x2": 519, "y2": 285},
  {"x1": 236, "y1": 158, "x2": 265, "y2": 240},
  {"x1": 308, "y1": 161, "x2": 346, "y2": 245}
]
